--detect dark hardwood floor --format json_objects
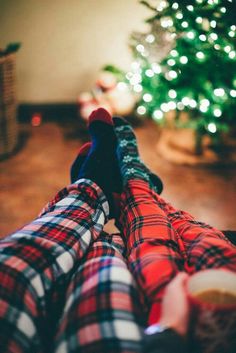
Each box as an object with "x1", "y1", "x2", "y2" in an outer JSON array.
[{"x1": 1, "y1": 120, "x2": 236, "y2": 238}]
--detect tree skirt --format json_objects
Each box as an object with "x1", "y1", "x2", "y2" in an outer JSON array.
[{"x1": 156, "y1": 128, "x2": 236, "y2": 166}]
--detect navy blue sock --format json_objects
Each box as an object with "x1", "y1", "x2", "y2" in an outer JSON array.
[{"x1": 78, "y1": 108, "x2": 122, "y2": 215}]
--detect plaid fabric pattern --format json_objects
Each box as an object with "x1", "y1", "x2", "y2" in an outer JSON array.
[
  {"x1": 54, "y1": 232, "x2": 143, "y2": 353},
  {"x1": 118, "y1": 179, "x2": 236, "y2": 325},
  {"x1": 0, "y1": 179, "x2": 111, "y2": 353}
]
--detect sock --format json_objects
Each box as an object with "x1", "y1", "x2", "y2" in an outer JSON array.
[
  {"x1": 78, "y1": 108, "x2": 122, "y2": 214},
  {"x1": 70, "y1": 142, "x2": 92, "y2": 183},
  {"x1": 113, "y1": 116, "x2": 163, "y2": 193}
]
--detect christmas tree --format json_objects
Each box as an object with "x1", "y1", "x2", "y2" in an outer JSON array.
[{"x1": 117, "y1": 0, "x2": 236, "y2": 150}]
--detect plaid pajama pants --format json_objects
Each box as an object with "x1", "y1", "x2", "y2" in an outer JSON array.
[{"x1": 0, "y1": 179, "x2": 236, "y2": 352}]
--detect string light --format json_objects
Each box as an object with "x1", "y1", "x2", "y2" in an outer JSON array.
[
  {"x1": 136, "y1": 44, "x2": 145, "y2": 53},
  {"x1": 196, "y1": 17, "x2": 203, "y2": 24},
  {"x1": 177, "y1": 102, "x2": 184, "y2": 110},
  {"x1": 187, "y1": 5, "x2": 194, "y2": 11},
  {"x1": 170, "y1": 49, "x2": 178, "y2": 57},
  {"x1": 167, "y1": 59, "x2": 176, "y2": 66},
  {"x1": 146, "y1": 34, "x2": 155, "y2": 43},
  {"x1": 229, "y1": 31, "x2": 235, "y2": 38},
  {"x1": 210, "y1": 33, "x2": 218, "y2": 40},
  {"x1": 187, "y1": 31, "x2": 195, "y2": 39},
  {"x1": 133, "y1": 84, "x2": 143, "y2": 93},
  {"x1": 176, "y1": 12, "x2": 183, "y2": 20},
  {"x1": 214, "y1": 88, "x2": 225, "y2": 97},
  {"x1": 153, "y1": 110, "x2": 164, "y2": 121},
  {"x1": 224, "y1": 45, "x2": 231, "y2": 53},
  {"x1": 229, "y1": 51, "x2": 236, "y2": 59},
  {"x1": 181, "y1": 21, "x2": 189, "y2": 28},
  {"x1": 172, "y1": 2, "x2": 179, "y2": 10},
  {"x1": 167, "y1": 70, "x2": 178, "y2": 80},
  {"x1": 208, "y1": 123, "x2": 217, "y2": 133},
  {"x1": 143, "y1": 93, "x2": 153, "y2": 102},
  {"x1": 168, "y1": 89, "x2": 177, "y2": 99},
  {"x1": 199, "y1": 34, "x2": 207, "y2": 41},
  {"x1": 151, "y1": 63, "x2": 162, "y2": 74},
  {"x1": 214, "y1": 108, "x2": 222, "y2": 117},
  {"x1": 160, "y1": 103, "x2": 169, "y2": 112},
  {"x1": 210, "y1": 20, "x2": 217, "y2": 28},
  {"x1": 137, "y1": 106, "x2": 146, "y2": 115},
  {"x1": 220, "y1": 7, "x2": 226, "y2": 13},
  {"x1": 230, "y1": 90, "x2": 236, "y2": 98},
  {"x1": 180, "y1": 56, "x2": 188, "y2": 64},
  {"x1": 182, "y1": 97, "x2": 190, "y2": 106},
  {"x1": 145, "y1": 69, "x2": 154, "y2": 77},
  {"x1": 168, "y1": 101, "x2": 177, "y2": 110},
  {"x1": 130, "y1": 74, "x2": 142, "y2": 85},
  {"x1": 196, "y1": 51, "x2": 205, "y2": 59}
]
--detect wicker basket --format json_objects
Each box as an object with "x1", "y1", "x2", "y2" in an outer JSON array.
[{"x1": 0, "y1": 53, "x2": 18, "y2": 157}]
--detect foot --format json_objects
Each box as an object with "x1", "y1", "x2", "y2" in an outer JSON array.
[
  {"x1": 113, "y1": 116, "x2": 163, "y2": 193},
  {"x1": 78, "y1": 108, "x2": 122, "y2": 215}
]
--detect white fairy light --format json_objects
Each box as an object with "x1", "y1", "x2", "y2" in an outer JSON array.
[
  {"x1": 143, "y1": 93, "x2": 153, "y2": 102},
  {"x1": 161, "y1": 18, "x2": 173, "y2": 28},
  {"x1": 196, "y1": 52, "x2": 205, "y2": 59},
  {"x1": 168, "y1": 101, "x2": 177, "y2": 110},
  {"x1": 214, "y1": 44, "x2": 220, "y2": 50},
  {"x1": 151, "y1": 63, "x2": 162, "y2": 74},
  {"x1": 199, "y1": 34, "x2": 207, "y2": 41},
  {"x1": 146, "y1": 34, "x2": 155, "y2": 43},
  {"x1": 136, "y1": 44, "x2": 145, "y2": 53},
  {"x1": 131, "y1": 61, "x2": 140, "y2": 70},
  {"x1": 167, "y1": 59, "x2": 176, "y2": 66},
  {"x1": 172, "y1": 2, "x2": 179, "y2": 10},
  {"x1": 210, "y1": 20, "x2": 217, "y2": 28},
  {"x1": 201, "y1": 99, "x2": 210, "y2": 107},
  {"x1": 133, "y1": 84, "x2": 143, "y2": 93},
  {"x1": 176, "y1": 12, "x2": 183, "y2": 20},
  {"x1": 196, "y1": 17, "x2": 203, "y2": 24},
  {"x1": 145, "y1": 69, "x2": 154, "y2": 77},
  {"x1": 180, "y1": 56, "x2": 188, "y2": 64},
  {"x1": 160, "y1": 103, "x2": 169, "y2": 112},
  {"x1": 181, "y1": 21, "x2": 189, "y2": 28},
  {"x1": 153, "y1": 110, "x2": 164, "y2": 120},
  {"x1": 137, "y1": 106, "x2": 146, "y2": 115},
  {"x1": 229, "y1": 31, "x2": 235, "y2": 38},
  {"x1": 208, "y1": 123, "x2": 217, "y2": 133},
  {"x1": 189, "y1": 99, "x2": 197, "y2": 108},
  {"x1": 230, "y1": 89, "x2": 236, "y2": 98},
  {"x1": 182, "y1": 97, "x2": 190, "y2": 106},
  {"x1": 187, "y1": 5, "x2": 194, "y2": 11},
  {"x1": 229, "y1": 51, "x2": 236, "y2": 59},
  {"x1": 130, "y1": 74, "x2": 142, "y2": 85},
  {"x1": 168, "y1": 70, "x2": 178, "y2": 79},
  {"x1": 170, "y1": 49, "x2": 178, "y2": 57},
  {"x1": 168, "y1": 89, "x2": 177, "y2": 99},
  {"x1": 220, "y1": 7, "x2": 226, "y2": 13},
  {"x1": 214, "y1": 108, "x2": 222, "y2": 117},
  {"x1": 210, "y1": 33, "x2": 218, "y2": 40},
  {"x1": 214, "y1": 88, "x2": 225, "y2": 97},
  {"x1": 224, "y1": 45, "x2": 231, "y2": 53},
  {"x1": 157, "y1": 0, "x2": 168, "y2": 11},
  {"x1": 187, "y1": 31, "x2": 195, "y2": 39},
  {"x1": 177, "y1": 102, "x2": 184, "y2": 110}
]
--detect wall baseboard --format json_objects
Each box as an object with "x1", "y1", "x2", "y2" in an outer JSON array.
[{"x1": 18, "y1": 103, "x2": 78, "y2": 122}]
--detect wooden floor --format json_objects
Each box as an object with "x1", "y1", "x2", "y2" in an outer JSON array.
[{"x1": 1, "y1": 119, "x2": 236, "y2": 238}]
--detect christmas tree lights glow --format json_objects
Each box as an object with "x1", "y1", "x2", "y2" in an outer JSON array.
[{"x1": 123, "y1": 0, "x2": 236, "y2": 144}]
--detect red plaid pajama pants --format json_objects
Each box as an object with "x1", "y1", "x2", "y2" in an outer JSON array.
[{"x1": 0, "y1": 179, "x2": 235, "y2": 352}]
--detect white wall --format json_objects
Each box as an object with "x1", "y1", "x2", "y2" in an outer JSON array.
[{"x1": 0, "y1": 0, "x2": 151, "y2": 103}]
